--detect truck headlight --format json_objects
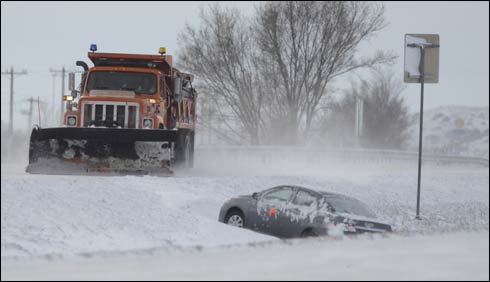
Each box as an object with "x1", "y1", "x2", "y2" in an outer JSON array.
[
  {"x1": 67, "y1": 116, "x2": 77, "y2": 126},
  {"x1": 143, "y1": 118, "x2": 153, "y2": 129}
]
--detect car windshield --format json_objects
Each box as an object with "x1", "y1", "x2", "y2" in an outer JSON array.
[
  {"x1": 86, "y1": 71, "x2": 156, "y2": 94},
  {"x1": 323, "y1": 194, "x2": 376, "y2": 218}
]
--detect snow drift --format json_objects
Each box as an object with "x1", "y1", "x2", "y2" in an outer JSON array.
[{"x1": 2, "y1": 167, "x2": 488, "y2": 260}]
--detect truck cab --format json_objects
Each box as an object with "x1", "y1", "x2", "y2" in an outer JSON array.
[{"x1": 64, "y1": 47, "x2": 196, "y2": 132}]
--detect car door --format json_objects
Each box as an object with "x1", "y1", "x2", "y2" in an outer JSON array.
[
  {"x1": 281, "y1": 189, "x2": 322, "y2": 237},
  {"x1": 254, "y1": 186, "x2": 295, "y2": 236}
]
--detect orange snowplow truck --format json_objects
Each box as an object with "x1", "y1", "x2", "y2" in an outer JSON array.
[{"x1": 27, "y1": 45, "x2": 197, "y2": 175}]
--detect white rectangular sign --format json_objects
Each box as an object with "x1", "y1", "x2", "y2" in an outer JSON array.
[{"x1": 404, "y1": 34, "x2": 439, "y2": 83}]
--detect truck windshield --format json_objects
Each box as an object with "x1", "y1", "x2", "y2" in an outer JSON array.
[{"x1": 86, "y1": 71, "x2": 156, "y2": 94}]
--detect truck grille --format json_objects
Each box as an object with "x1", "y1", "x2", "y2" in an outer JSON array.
[{"x1": 81, "y1": 102, "x2": 139, "y2": 128}]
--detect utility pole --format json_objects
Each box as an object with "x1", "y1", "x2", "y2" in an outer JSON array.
[
  {"x1": 50, "y1": 67, "x2": 66, "y2": 125},
  {"x1": 50, "y1": 72, "x2": 57, "y2": 126},
  {"x1": 20, "y1": 97, "x2": 35, "y2": 131},
  {"x1": 61, "y1": 67, "x2": 65, "y2": 125},
  {"x1": 21, "y1": 97, "x2": 47, "y2": 131},
  {"x1": 28, "y1": 97, "x2": 34, "y2": 130},
  {"x1": 1, "y1": 67, "x2": 27, "y2": 134}
]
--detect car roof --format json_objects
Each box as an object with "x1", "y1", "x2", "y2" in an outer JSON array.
[
  {"x1": 266, "y1": 185, "x2": 351, "y2": 199},
  {"x1": 267, "y1": 185, "x2": 325, "y2": 196}
]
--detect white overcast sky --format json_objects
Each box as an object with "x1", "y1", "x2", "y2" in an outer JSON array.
[{"x1": 1, "y1": 1, "x2": 489, "y2": 132}]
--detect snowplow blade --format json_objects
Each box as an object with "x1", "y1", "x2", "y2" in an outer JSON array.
[{"x1": 27, "y1": 127, "x2": 177, "y2": 175}]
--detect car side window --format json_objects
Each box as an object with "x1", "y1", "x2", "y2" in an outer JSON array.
[
  {"x1": 262, "y1": 188, "x2": 293, "y2": 202},
  {"x1": 292, "y1": 190, "x2": 318, "y2": 207}
]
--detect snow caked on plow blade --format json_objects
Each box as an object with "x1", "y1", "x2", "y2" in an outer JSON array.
[{"x1": 27, "y1": 127, "x2": 177, "y2": 175}]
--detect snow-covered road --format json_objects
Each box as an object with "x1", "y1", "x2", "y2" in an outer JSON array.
[{"x1": 1, "y1": 160, "x2": 488, "y2": 279}]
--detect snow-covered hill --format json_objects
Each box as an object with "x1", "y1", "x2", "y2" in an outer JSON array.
[{"x1": 409, "y1": 106, "x2": 489, "y2": 158}]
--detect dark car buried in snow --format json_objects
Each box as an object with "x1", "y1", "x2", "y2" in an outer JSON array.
[{"x1": 219, "y1": 185, "x2": 392, "y2": 238}]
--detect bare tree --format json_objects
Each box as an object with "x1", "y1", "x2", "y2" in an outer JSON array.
[
  {"x1": 321, "y1": 70, "x2": 411, "y2": 149},
  {"x1": 178, "y1": 5, "x2": 265, "y2": 145},
  {"x1": 178, "y1": 2, "x2": 395, "y2": 146},
  {"x1": 196, "y1": 90, "x2": 244, "y2": 145},
  {"x1": 255, "y1": 1, "x2": 396, "y2": 144}
]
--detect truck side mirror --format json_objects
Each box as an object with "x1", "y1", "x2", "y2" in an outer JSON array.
[
  {"x1": 68, "y1": 72, "x2": 75, "y2": 91},
  {"x1": 252, "y1": 192, "x2": 259, "y2": 200},
  {"x1": 173, "y1": 76, "x2": 182, "y2": 99}
]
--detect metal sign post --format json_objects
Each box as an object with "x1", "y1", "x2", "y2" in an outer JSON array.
[{"x1": 404, "y1": 34, "x2": 440, "y2": 220}]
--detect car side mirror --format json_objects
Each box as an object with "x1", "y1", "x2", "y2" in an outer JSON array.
[{"x1": 252, "y1": 192, "x2": 259, "y2": 200}]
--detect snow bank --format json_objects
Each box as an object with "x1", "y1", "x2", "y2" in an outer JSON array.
[
  {"x1": 1, "y1": 174, "x2": 276, "y2": 260},
  {"x1": 2, "y1": 230, "x2": 488, "y2": 281},
  {"x1": 2, "y1": 166, "x2": 488, "y2": 260}
]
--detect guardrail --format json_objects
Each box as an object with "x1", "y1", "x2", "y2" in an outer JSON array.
[{"x1": 195, "y1": 146, "x2": 489, "y2": 167}]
